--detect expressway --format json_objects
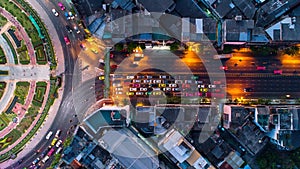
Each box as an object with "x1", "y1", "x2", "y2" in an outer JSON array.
[{"x1": 6, "y1": 0, "x2": 83, "y2": 168}]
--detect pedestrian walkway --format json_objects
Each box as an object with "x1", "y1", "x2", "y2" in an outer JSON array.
[
  {"x1": 0, "y1": 82, "x2": 15, "y2": 115},
  {"x1": 0, "y1": 65, "x2": 49, "y2": 81},
  {"x1": 0, "y1": 22, "x2": 12, "y2": 35},
  {"x1": 0, "y1": 35, "x2": 15, "y2": 64}
]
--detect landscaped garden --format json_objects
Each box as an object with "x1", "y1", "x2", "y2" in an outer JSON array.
[
  {"x1": 0, "y1": 82, "x2": 6, "y2": 100},
  {"x1": 14, "y1": 82, "x2": 30, "y2": 105},
  {"x1": 16, "y1": 40, "x2": 30, "y2": 64},
  {"x1": 0, "y1": 47, "x2": 7, "y2": 64},
  {"x1": 2, "y1": 34, "x2": 18, "y2": 64},
  {"x1": 0, "y1": 113, "x2": 17, "y2": 132},
  {"x1": 16, "y1": 105, "x2": 40, "y2": 133},
  {"x1": 35, "y1": 45, "x2": 47, "y2": 64},
  {"x1": 0, "y1": 129, "x2": 21, "y2": 151},
  {"x1": 0, "y1": 15, "x2": 7, "y2": 27},
  {"x1": 32, "y1": 81, "x2": 47, "y2": 107}
]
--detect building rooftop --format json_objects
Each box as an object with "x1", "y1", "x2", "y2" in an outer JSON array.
[
  {"x1": 223, "y1": 19, "x2": 254, "y2": 43},
  {"x1": 173, "y1": 0, "x2": 208, "y2": 18},
  {"x1": 232, "y1": 0, "x2": 256, "y2": 19},
  {"x1": 100, "y1": 129, "x2": 159, "y2": 169},
  {"x1": 215, "y1": 0, "x2": 236, "y2": 18},
  {"x1": 137, "y1": 0, "x2": 175, "y2": 12}
]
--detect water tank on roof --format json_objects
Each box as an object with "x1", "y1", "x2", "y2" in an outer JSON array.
[{"x1": 235, "y1": 15, "x2": 242, "y2": 21}]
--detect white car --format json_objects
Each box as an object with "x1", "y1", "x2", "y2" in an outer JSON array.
[
  {"x1": 140, "y1": 88, "x2": 148, "y2": 91},
  {"x1": 129, "y1": 88, "x2": 137, "y2": 92},
  {"x1": 56, "y1": 140, "x2": 63, "y2": 147},
  {"x1": 126, "y1": 75, "x2": 134, "y2": 79},
  {"x1": 115, "y1": 91, "x2": 123, "y2": 95},
  {"x1": 52, "y1": 9, "x2": 59, "y2": 16},
  {"x1": 169, "y1": 84, "x2": 177, "y2": 88},
  {"x1": 175, "y1": 80, "x2": 183, "y2": 84},
  {"x1": 115, "y1": 87, "x2": 123, "y2": 91},
  {"x1": 136, "y1": 92, "x2": 144, "y2": 95},
  {"x1": 208, "y1": 84, "x2": 216, "y2": 88},
  {"x1": 46, "y1": 131, "x2": 53, "y2": 140},
  {"x1": 133, "y1": 79, "x2": 141, "y2": 83},
  {"x1": 55, "y1": 130, "x2": 61, "y2": 138}
]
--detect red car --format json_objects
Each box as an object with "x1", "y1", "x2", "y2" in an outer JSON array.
[
  {"x1": 58, "y1": 2, "x2": 66, "y2": 10},
  {"x1": 274, "y1": 70, "x2": 282, "y2": 75},
  {"x1": 47, "y1": 148, "x2": 55, "y2": 157},
  {"x1": 110, "y1": 65, "x2": 118, "y2": 69},
  {"x1": 64, "y1": 36, "x2": 70, "y2": 45},
  {"x1": 220, "y1": 66, "x2": 228, "y2": 70}
]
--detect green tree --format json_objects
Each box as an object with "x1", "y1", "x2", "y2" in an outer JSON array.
[
  {"x1": 170, "y1": 42, "x2": 179, "y2": 51},
  {"x1": 285, "y1": 46, "x2": 299, "y2": 56},
  {"x1": 115, "y1": 43, "x2": 124, "y2": 52},
  {"x1": 127, "y1": 42, "x2": 137, "y2": 52}
]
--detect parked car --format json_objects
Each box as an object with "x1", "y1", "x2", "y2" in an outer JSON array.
[
  {"x1": 56, "y1": 140, "x2": 63, "y2": 147},
  {"x1": 45, "y1": 131, "x2": 53, "y2": 140},
  {"x1": 65, "y1": 25, "x2": 72, "y2": 33}
]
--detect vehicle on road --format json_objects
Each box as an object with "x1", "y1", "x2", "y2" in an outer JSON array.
[
  {"x1": 51, "y1": 138, "x2": 58, "y2": 146},
  {"x1": 220, "y1": 66, "x2": 228, "y2": 70},
  {"x1": 47, "y1": 148, "x2": 55, "y2": 157},
  {"x1": 91, "y1": 48, "x2": 98, "y2": 54},
  {"x1": 58, "y1": 2, "x2": 66, "y2": 10},
  {"x1": 256, "y1": 66, "x2": 266, "y2": 70},
  {"x1": 56, "y1": 140, "x2": 63, "y2": 147},
  {"x1": 63, "y1": 36, "x2": 70, "y2": 45},
  {"x1": 55, "y1": 130, "x2": 61, "y2": 138},
  {"x1": 274, "y1": 69, "x2": 282, "y2": 75},
  {"x1": 55, "y1": 147, "x2": 62, "y2": 154},
  {"x1": 129, "y1": 88, "x2": 137, "y2": 92},
  {"x1": 213, "y1": 54, "x2": 232, "y2": 60},
  {"x1": 45, "y1": 131, "x2": 53, "y2": 140},
  {"x1": 244, "y1": 88, "x2": 253, "y2": 92},
  {"x1": 110, "y1": 64, "x2": 118, "y2": 69},
  {"x1": 140, "y1": 88, "x2": 148, "y2": 91},
  {"x1": 64, "y1": 12, "x2": 70, "y2": 20},
  {"x1": 32, "y1": 158, "x2": 40, "y2": 165},
  {"x1": 51, "y1": 9, "x2": 59, "y2": 17},
  {"x1": 65, "y1": 25, "x2": 72, "y2": 33},
  {"x1": 41, "y1": 156, "x2": 49, "y2": 163},
  {"x1": 73, "y1": 25, "x2": 80, "y2": 34},
  {"x1": 126, "y1": 92, "x2": 134, "y2": 96}
]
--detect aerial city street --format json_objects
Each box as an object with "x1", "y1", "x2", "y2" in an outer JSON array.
[{"x1": 0, "y1": 0, "x2": 300, "y2": 169}]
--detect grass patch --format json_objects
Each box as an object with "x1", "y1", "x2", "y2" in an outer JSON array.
[
  {"x1": 35, "y1": 45, "x2": 47, "y2": 64},
  {"x1": 2, "y1": 34, "x2": 18, "y2": 64},
  {"x1": 0, "y1": 118, "x2": 7, "y2": 131},
  {"x1": 14, "y1": 82, "x2": 30, "y2": 104},
  {"x1": 0, "y1": 129, "x2": 22, "y2": 151},
  {"x1": 0, "y1": 82, "x2": 6, "y2": 99},
  {"x1": 0, "y1": 15, "x2": 7, "y2": 27},
  {"x1": 16, "y1": 105, "x2": 39, "y2": 133}
]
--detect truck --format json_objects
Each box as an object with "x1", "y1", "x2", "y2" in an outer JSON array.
[{"x1": 213, "y1": 54, "x2": 232, "y2": 60}]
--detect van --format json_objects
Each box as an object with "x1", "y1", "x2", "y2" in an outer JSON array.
[
  {"x1": 56, "y1": 147, "x2": 62, "y2": 154},
  {"x1": 42, "y1": 156, "x2": 49, "y2": 163},
  {"x1": 45, "y1": 131, "x2": 53, "y2": 140}
]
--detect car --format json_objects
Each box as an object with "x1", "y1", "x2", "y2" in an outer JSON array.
[
  {"x1": 129, "y1": 88, "x2": 137, "y2": 92},
  {"x1": 153, "y1": 79, "x2": 162, "y2": 84},
  {"x1": 68, "y1": 11, "x2": 75, "y2": 19},
  {"x1": 47, "y1": 148, "x2": 55, "y2": 157},
  {"x1": 64, "y1": 12, "x2": 70, "y2": 20},
  {"x1": 140, "y1": 88, "x2": 148, "y2": 91},
  {"x1": 58, "y1": 2, "x2": 66, "y2": 10},
  {"x1": 51, "y1": 9, "x2": 59, "y2": 16},
  {"x1": 73, "y1": 25, "x2": 80, "y2": 34},
  {"x1": 135, "y1": 75, "x2": 144, "y2": 79},
  {"x1": 182, "y1": 84, "x2": 191, "y2": 88},
  {"x1": 56, "y1": 140, "x2": 63, "y2": 147},
  {"x1": 213, "y1": 81, "x2": 222, "y2": 85},
  {"x1": 115, "y1": 91, "x2": 123, "y2": 95},
  {"x1": 41, "y1": 156, "x2": 49, "y2": 163},
  {"x1": 91, "y1": 48, "x2": 98, "y2": 54},
  {"x1": 126, "y1": 75, "x2": 134, "y2": 79},
  {"x1": 126, "y1": 92, "x2": 134, "y2": 96},
  {"x1": 51, "y1": 138, "x2": 58, "y2": 146},
  {"x1": 142, "y1": 79, "x2": 151, "y2": 83},
  {"x1": 172, "y1": 88, "x2": 180, "y2": 92},
  {"x1": 208, "y1": 84, "x2": 216, "y2": 88},
  {"x1": 257, "y1": 66, "x2": 266, "y2": 70},
  {"x1": 163, "y1": 87, "x2": 172, "y2": 91},
  {"x1": 55, "y1": 130, "x2": 61, "y2": 138},
  {"x1": 136, "y1": 92, "x2": 144, "y2": 95},
  {"x1": 99, "y1": 76, "x2": 105, "y2": 80},
  {"x1": 274, "y1": 69, "x2": 282, "y2": 75},
  {"x1": 65, "y1": 25, "x2": 72, "y2": 33},
  {"x1": 220, "y1": 66, "x2": 228, "y2": 70},
  {"x1": 185, "y1": 80, "x2": 192, "y2": 84},
  {"x1": 32, "y1": 158, "x2": 40, "y2": 165},
  {"x1": 195, "y1": 80, "x2": 203, "y2": 84},
  {"x1": 110, "y1": 65, "x2": 118, "y2": 69},
  {"x1": 244, "y1": 88, "x2": 253, "y2": 92},
  {"x1": 115, "y1": 87, "x2": 123, "y2": 91},
  {"x1": 175, "y1": 80, "x2": 183, "y2": 84},
  {"x1": 55, "y1": 147, "x2": 62, "y2": 154},
  {"x1": 152, "y1": 91, "x2": 162, "y2": 95},
  {"x1": 169, "y1": 84, "x2": 177, "y2": 88},
  {"x1": 146, "y1": 75, "x2": 153, "y2": 79},
  {"x1": 159, "y1": 75, "x2": 168, "y2": 79},
  {"x1": 80, "y1": 43, "x2": 86, "y2": 50},
  {"x1": 159, "y1": 84, "x2": 166, "y2": 88},
  {"x1": 46, "y1": 131, "x2": 53, "y2": 140},
  {"x1": 132, "y1": 83, "x2": 140, "y2": 88},
  {"x1": 63, "y1": 36, "x2": 70, "y2": 45},
  {"x1": 132, "y1": 79, "x2": 141, "y2": 83}
]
